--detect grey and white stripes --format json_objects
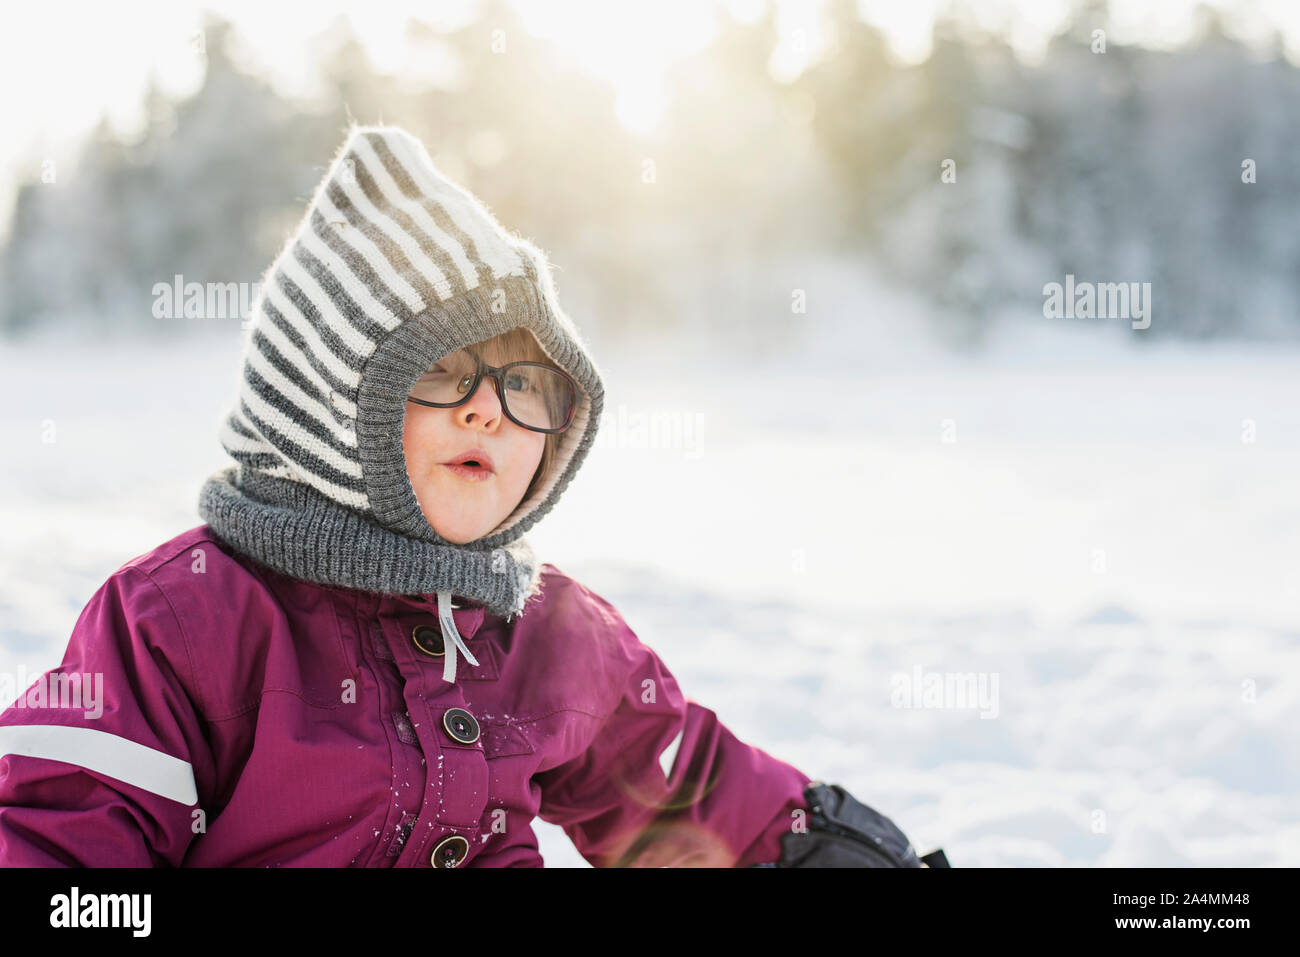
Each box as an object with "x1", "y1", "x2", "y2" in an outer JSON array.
[{"x1": 197, "y1": 124, "x2": 604, "y2": 613}]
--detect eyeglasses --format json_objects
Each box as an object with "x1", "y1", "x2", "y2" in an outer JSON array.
[{"x1": 406, "y1": 348, "x2": 578, "y2": 434}]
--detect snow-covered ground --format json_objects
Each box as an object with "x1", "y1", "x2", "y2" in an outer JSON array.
[{"x1": 2, "y1": 318, "x2": 1297, "y2": 866}]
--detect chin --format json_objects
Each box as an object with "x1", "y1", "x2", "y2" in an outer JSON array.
[
  {"x1": 428, "y1": 519, "x2": 471, "y2": 545},
  {"x1": 429, "y1": 516, "x2": 492, "y2": 545}
]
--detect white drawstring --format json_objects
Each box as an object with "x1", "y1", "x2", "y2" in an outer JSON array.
[{"x1": 436, "y1": 590, "x2": 479, "y2": 683}]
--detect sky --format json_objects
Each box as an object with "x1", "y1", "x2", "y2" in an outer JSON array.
[{"x1": 1, "y1": 0, "x2": 1298, "y2": 231}]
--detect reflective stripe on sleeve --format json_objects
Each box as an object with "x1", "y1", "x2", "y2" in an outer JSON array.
[{"x1": 0, "y1": 724, "x2": 198, "y2": 806}]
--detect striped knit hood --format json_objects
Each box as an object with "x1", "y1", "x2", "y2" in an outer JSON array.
[{"x1": 197, "y1": 124, "x2": 604, "y2": 630}]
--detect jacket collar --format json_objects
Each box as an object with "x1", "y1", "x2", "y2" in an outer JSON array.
[
  {"x1": 380, "y1": 588, "x2": 490, "y2": 684},
  {"x1": 235, "y1": 544, "x2": 495, "y2": 685}
]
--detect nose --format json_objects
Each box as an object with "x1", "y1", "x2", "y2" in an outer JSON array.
[{"x1": 455, "y1": 374, "x2": 503, "y2": 431}]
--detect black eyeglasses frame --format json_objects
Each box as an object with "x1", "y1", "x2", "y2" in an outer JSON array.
[{"x1": 405, "y1": 349, "x2": 579, "y2": 435}]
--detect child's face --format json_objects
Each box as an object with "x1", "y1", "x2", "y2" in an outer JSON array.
[{"x1": 402, "y1": 343, "x2": 546, "y2": 545}]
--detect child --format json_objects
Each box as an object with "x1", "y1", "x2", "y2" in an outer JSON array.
[{"x1": 0, "y1": 124, "x2": 932, "y2": 868}]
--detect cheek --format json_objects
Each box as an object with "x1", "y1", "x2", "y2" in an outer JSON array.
[
  {"x1": 402, "y1": 407, "x2": 441, "y2": 466},
  {"x1": 524, "y1": 435, "x2": 546, "y2": 475},
  {"x1": 506, "y1": 435, "x2": 545, "y2": 488}
]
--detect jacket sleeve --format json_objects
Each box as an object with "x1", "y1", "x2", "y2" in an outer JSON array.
[
  {"x1": 0, "y1": 566, "x2": 214, "y2": 867},
  {"x1": 533, "y1": 595, "x2": 811, "y2": 868}
]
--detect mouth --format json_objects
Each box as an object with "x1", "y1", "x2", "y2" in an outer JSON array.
[{"x1": 442, "y1": 449, "x2": 495, "y2": 480}]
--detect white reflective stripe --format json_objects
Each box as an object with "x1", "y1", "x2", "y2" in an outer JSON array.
[
  {"x1": 0, "y1": 725, "x2": 197, "y2": 806},
  {"x1": 659, "y1": 727, "x2": 684, "y2": 781}
]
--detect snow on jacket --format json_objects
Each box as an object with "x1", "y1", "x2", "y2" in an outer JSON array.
[{"x1": 0, "y1": 524, "x2": 811, "y2": 867}]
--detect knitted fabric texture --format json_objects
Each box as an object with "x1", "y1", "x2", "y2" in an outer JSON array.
[{"x1": 197, "y1": 124, "x2": 604, "y2": 619}]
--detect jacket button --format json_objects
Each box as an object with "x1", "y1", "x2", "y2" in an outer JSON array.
[
  {"x1": 442, "y1": 707, "x2": 480, "y2": 745},
  {"x1": 411, "y1": 623, "x2": 444, "y2": 657},
  {"x1": 430, "y1": 834, "x2": 469, "y2": 868}
]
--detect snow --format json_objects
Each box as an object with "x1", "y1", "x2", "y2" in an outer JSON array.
[{"x1": 2, "y1": 320, "x2": 1296, "y2": 867}]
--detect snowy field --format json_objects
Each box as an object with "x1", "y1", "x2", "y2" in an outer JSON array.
[{"x1": 2, "y1": 318, "x2": 1298, "y2": 867}]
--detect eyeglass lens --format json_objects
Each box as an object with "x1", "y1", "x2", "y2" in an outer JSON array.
[{"x1": 409, "y1": 350, "x2": 573, "y2": 431}]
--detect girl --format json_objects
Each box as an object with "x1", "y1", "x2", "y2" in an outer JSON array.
[{"x1": 0, "y1": 124, "x2": 931, "y2": 868}]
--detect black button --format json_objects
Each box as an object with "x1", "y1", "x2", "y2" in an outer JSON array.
[
  {"x1": 430, "y1": 834, "x2": 469, "y2": 868},
  {"x1": 442, "y1": 707, "x2": 480, "y2": 745},
  {"x1": 411, "y1": 623, "x2": 444, "y2": 657}
]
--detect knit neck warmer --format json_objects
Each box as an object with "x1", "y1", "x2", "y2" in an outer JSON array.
[{"x1": 196, "y1": 124, "x2": 604, "y2": 680}]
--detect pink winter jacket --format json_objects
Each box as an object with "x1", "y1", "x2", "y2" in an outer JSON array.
[{"x1": 0, "y1": 525, "x2": 811, "y2": 867}]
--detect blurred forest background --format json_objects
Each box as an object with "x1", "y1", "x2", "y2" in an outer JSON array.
[{"x1": 1, "y1": 0, "x2": 1297, "y2": 351}]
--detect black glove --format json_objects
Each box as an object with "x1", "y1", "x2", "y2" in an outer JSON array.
[{"x1": 759, "y1": 780, "x2": 950, "y2": 868}]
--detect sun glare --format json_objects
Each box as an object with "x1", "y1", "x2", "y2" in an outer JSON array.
[{"x1": 508, "y1": 0, "x2": 719, "y2": 135}]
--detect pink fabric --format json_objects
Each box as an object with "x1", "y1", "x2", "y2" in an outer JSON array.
[{"x1": 0, "y1": 525, "x2": 810, "y2": 867}]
